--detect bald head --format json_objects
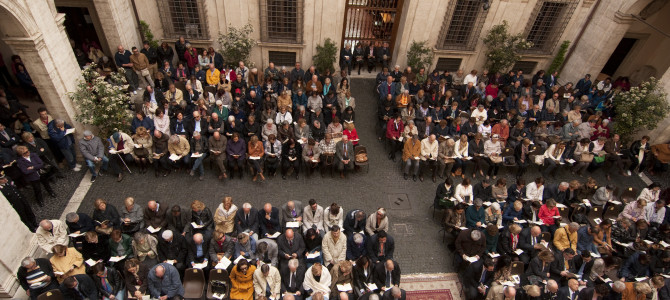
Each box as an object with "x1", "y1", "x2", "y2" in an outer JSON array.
[
  {"x1": 264, "y1": 203, "x2": 272, "y2": 213},
  {"x1": 285, "y1": 229, "x2": 294, "y2": 239},
  {"x1": 154, "y1": 265, "x2": 165, "y2": 278},
  {"x1": 39, "y1": 220, "x2": 52, "y2": 231},
  {"x1": 504, "y1": 286, "x2": 516, "y2": 299},
  {"x1": 531, "y1": 225, "x2": 541, "y2": 236}
]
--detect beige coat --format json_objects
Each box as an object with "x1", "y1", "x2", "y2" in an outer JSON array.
[
  {"x1": 323, "y1": 206, "x2": 344, "y2": 230},
  {"x1": 31, "y1": 115, "x2": 53, "y2": 140},
  {"x1": 302, "y1": 205, "x2": 325, "y2": 233},
  {"x1": 110, "y1": 132, "x2": 135, "y2": 155},
  {"x1": 35, "y1": 220, "x2": 68, "y2": 253},
  {"x1": 321, "y1": 231, "x2": 347, "y2": 267},
  {"x1": 252, "y1": 265, "x2": 281, "y2": 298},
  {"x1": 365, "y1": 214, "x2": 389, "y2": 236},
  {"x1": 214, "y1": 203, "x2": 238, "y2": 234},
  {"x1": 50, "y1": 247, "x2": 86, "y2": 282},
  {"x1": 168, "y1": 135, "x2": 190, "y2": 156}
]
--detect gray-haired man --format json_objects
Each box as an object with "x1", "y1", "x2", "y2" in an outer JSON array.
[{"x1": 79, "y1": 130, "x2": 109, "y2": 182}]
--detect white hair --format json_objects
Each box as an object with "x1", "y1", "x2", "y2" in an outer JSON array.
[
  {"x1": 161, "y1": 230, "x2": 174, "y2": 240},
  {"x1": 242, "y1": 202, "x2": 252, "y2": 209}
]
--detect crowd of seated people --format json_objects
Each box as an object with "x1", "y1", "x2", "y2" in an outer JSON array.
[
  {"x1": 374, "y1": 67, "x2": 670, "y2": 183},
  {"x1": 22, "y1": 197, "x2": 406, "y2": 300},
  {"x1": 437, "y1": 171, "x2": 670, "y2": 299}
]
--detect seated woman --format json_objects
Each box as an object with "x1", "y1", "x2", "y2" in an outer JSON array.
[
  {"x1": 538, "y1": 198, "x2": 561, "y2": 234},
  {"x1": 302, "y1": 138, "x2": 321, "y2": 176},
  {"x1": 131, "y1": 232, "x2": 158, "y2": 267},
  {"x1": 233, "y1": 232, "x2": 255, "y2": 261},
  {"x1": 305, "y1": 228, "x2": 323, "y2": 267},
  {"x1": 120, "y1": 197, "x2": 143, "y2": 234},
  {"x1": 542, "y1": 142, "x2": 566, "y2": 179},
  {"x1": 50, "y1": 245, "x2": 86, "y2": 283},
  {"x1": 523, "y1": 249, "x2": 554, "y2": 286},
  {"x1": 484, "y1": 224, "x2": 499, "y2": 254},
  {"x1": 454, "y1": 178, "x2": 474, "y2": 204},
  {"x1": 131, "y1": 127, "x2": 153, "y2": 174},
  {"x1": 281, "y1": 138, "x2": 302, "y2": 180},
  {"x1": 342, "y1": 123, "x2": 359, "y2": 146},
  {"x1": 131, "y1": 111, "x2": 154, "y2": 135},
  {"x1": 352, "y1": 256, "x2": 374, "y2": 299},
  {"x1": 502, "y1": 200, "x2": 524, "y2": 226},
  {"x1": 214, "y1": 197, "x2": 238, "y2": 235},
  {"x1": 91, "y1": 262, "x2": 126, "y2": 300},
  {"x1": 93, "y1": 198, "x2": 121, "y2": 233},
  {"x1": 326, "y1": 116, "x2": 344, "y2": 140},
  {"x1": 277, "y1": 120, "x2": 294, "y2": 143},
  {"x1": 229, "y1": 259, "x2": 256, "y2": 300},
  {"x1": 341, "y1": 106, "x2": 355, "y2": 124},
  {"x1": 247, "y1": 135, "x2": 265, "y2": 181},
  {"x1": 123, "y1": 258, "x2": 149, "y2": 300},
  {"x1": 484, "y1": 203, "x2": 503, "y2": 227},
  {"x1": 329, "y1": 260, "x2": 354, "y2": 300}
]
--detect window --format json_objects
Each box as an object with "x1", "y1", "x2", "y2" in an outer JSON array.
[
  {"x1": 524, "y1": 0, "x2": 577, "y2": 53},
  {"x1": 260, "y1": 0, "x2": 304, "y2": 44},
  {"x1": 435, "y1": 58, "x2": 463, "y2": 73},
  {"x1": 157, "y1": 0, "x2": 209, "y2": 40},
  {"x1": 269, "y1": 51, "x2": 297, "y2": 68},
  {"x1": 512, "y1": 61, "x2": 538, "y2": 75},
  {"x1": 438, "y1": 0, "x2": 489, "y2": 50}
]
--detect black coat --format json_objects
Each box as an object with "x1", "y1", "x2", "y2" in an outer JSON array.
[
  {"x1": 186, "y1": 239, "x2": 211, "y2": 264},
  {"x1": 66, "y1": 213, "x2": 96, "y2": 233},
  {"x1": 93, "y1": 267, "x2": 125, "y2": 298},
  {"x1": 352, "y1": 263, "x2": 375, "y2": 298},
  {"x1": 343, "y1": 209, "x2": 366, "y2": 235},
  {"x1": 235, "y1": 207, "x2": 260, "y2": 235},
  {"x1": 258, "y1": 207, "x2": 281, "y2": 237},
  {"x1": 280, "y1": 265, "x2": 306, "y2": 295},
  {"x1": 157, "y1": 234, "x2": 188, "y2": 264},
  {"x1": 60, "y1": 274, "x2": 99, "y2": 300},
  {"x1": 367, "y1": 234, "x2": 395, "y2": 264},
  {"x1": 82, "y1": 239, "x2": 111, "y2": 262},
  {"x1": 373, "y1": 260, "x2": 401, "y2": 288},
  {"x1": 93, "y1": 204, "x2": 121, "y2": 229},
  {"x1": 277, "y1": 232, "x2": 306, "y2": 261}
]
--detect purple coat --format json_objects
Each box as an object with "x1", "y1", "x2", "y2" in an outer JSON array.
[
  {"x1": 17, "y1": 152, "x2": 44, "y2": 181},
  {"x1": 226, "y1": 138, "x2": 246, "y2": 160}
]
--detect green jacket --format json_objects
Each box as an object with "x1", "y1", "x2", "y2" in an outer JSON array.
[{"x1": 109, "y1": 233, "x2": 134, "y2": 258}]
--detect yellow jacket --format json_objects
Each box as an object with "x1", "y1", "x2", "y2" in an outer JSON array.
[
  {"x1": 553, "y1": 225, "x2": 578, "y2": 252},
  {"x1": 402, "y1": 138, "x2": 421, "y2": 161},
  {"x1": 168, "y1": 135, "x2": 190, "y2": 156},
  {"x1": 50, "y1": 247, "x2": 86, "y2": 283},
  {"x1": 206, "y1": 68, "x2": 220, "y2": 86}
]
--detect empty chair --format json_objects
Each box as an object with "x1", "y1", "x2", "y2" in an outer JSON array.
[
  {"x1": 587, "y1": 206, "x2": 603, "y2": 227},
  {"x1": 510, "y1": 261, "x2": 524, "y2": 276},
  {"x1": 558, "y1": 207, "x2": 569, "y2": 221},
  {"x1": 540, "y1": 232, "x2": 551, "y2": 243},
  {"x1": 183, "y1": 268, "x2": 206, "y2": 299},
  {"x1": 603, "y1": 204, "x2": 622, "y2": 221},
  {"x1": 619, "y1": 187, "x2": 638, "y2": 204},
  {"x1": 207, "y1": 269, "x2": 230, "y2": 300}
]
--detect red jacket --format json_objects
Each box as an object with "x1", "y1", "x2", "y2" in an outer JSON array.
[
  {"x1": 184, "y1": 48, "x2": 198, "y2": 68},
  {"x1": 386, "y1": 119, "x2": 404, "y2": 139}
]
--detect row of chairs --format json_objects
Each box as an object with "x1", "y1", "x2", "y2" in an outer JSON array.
[{"x1": 36, "y1": 268, "x2": 231, "y2": 300}]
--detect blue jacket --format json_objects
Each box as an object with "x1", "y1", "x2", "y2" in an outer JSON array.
[
  {"x1": 148, "y1": 263, "x2": 184, "y2": 298},
  {"x1": 502, "y1": 204, "x2": 524, "y2": 225},
  {"x1": 47, "y1": 121, "x2": 75, "y2": 149},
  {"x1": 17, "y1": 152, "x2": 44, "y2": 181},
  {"x1": 576, "y1": 226, "x2": 594, "y2": 254}
]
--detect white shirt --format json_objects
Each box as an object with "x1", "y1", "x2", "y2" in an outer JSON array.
[
  {"x1": 420, "y1": 138, "x2": 439, "y2": 161},
  {"x1": 455, "y1": 184, "x2": 474, "y2": 203},
  {"x1": 463, "y1": 74, "x2": 478, "y2": 86},
  {"x1": 526, "y1": 182, "x2": 544, "y2": 201}
]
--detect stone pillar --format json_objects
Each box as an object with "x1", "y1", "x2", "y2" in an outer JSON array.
[
  {"x1": 0, "y1": 193, "x2": 39, "y2": 298},
  {"x1": 93, "y1": 0, "x2": 142, "y2": 54}
]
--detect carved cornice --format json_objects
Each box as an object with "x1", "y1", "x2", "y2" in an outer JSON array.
[
  {"x1": 3, "y1": 33, "x2": 46, "y2": 52},
  {"x1": 613, "y1": 11, "x2": 635, "y2": 25}
]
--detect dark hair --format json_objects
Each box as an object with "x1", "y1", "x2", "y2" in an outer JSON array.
[
  {"x1": 308, "y1": 199, "x2": 317, "y2": 206},
  {"x1": 37, "y1": 107, "x2": 47, "y2": 114},
  {"x1": 377, "y1": 231, "x2": 387, "y2": 239},
  {"x1": 483, "y1": 257, "x2": 495, "y2": 268},
  {"x1": 91, "y1": 262, "x2": 106, "y2": 274},
  {"x1": 581, "y1": 251, "x2": 591, "y2": 258},
  {"x1": 638, "y1": 253, "x2": 650, "y2": 264},
  {"x1": 563, "y1": 248, "x2": 575, "y2": 255},
  {"x1": 171, "y1": 205, "x2": 181, "y2": 213},
  {"x1": 444, "y1": 177, "x2": 452, "y2": 185},
  {"x1": 131, "y1": 46, "x2": 138, "y2": 51}
]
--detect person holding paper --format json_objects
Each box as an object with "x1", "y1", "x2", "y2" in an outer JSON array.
[
  {"x1": 187, "y1": 233, "x2": 210, "y2": 271},
  {"x1": 209, "y1": 230, "x2": 235, "y2": 265},
  {"x1": 278, "y1": 228, "x2": 306, "y2": 268},
  {"x1": 147, "y1": 263, "x2": 184, "y2": 300},
  {"x1": 577, "y1": 226, "x2": 600, "y2": 256},
  {"x1": 188, "y1": 131, "x2": 208, "y2": 180},
  {"x1": 235, "y1": 203, "x2": 259, "y2": 240},
  {"x1": 16, "y1": 145, "x2": 56, "y2": 206},
  {"x1": 352, "y1": 256, "x2": 374, "y2": 298},
  {"x1": 230, "y1": 259, "x2": 256, "y2": 300},
  {"x1": 368, "y1": 231, "x2": 394, "y2": 264},
  {"x1": 157, "y1": 230, "x2": 187, "y2": 274},
  {"x1": 151, "y1": 130, "x2": 171, "y2": 177},
  {"x1": 302, "y1": 199, "x2": 325, "y2": 235},
  {"x1": 385, "y1": 115, "x2": 404, "y2": 162},
  {"x1": 108, "y1": 230, "x2": 133, "y2": 267},
  {"x1": 17, "y1": 257, "x2": 60, "y2": 300},
  {"x1": 281, "y1": 200, "x2": 304, "y2": 229},
  {"x1": 365, "y1": 208, "x2": 389, "y2": 236},
  {"x1": 82, "y1": 231, "x2": 112, "y2": 262},
  {"x1": 281, "y1": 259, "x2": 306, "y2": 300},
  {"x1": 401, "y1": 134, "x2": 421, "y2": 181},
  {"x1": 208, "y1": 131, "x2": 228, "y2": 180},
  {"x1": 167, "y1": 134, "x2": 190, "y2": 171},
  {"x1": 47, "y1": 119, "x2": 80, "y2": 172},
  {"x1": 35, "y1": 219, "x2": 69, "y2": 253},
  {"x1": 123, "y1": 258, "x2": 149, "y2": 299},
  {"x1": 373, "y1": 259, "x2": 400, "y2": 294},
  {"x1": 465, "y1": 199, "x2": 486, "y2": 229},
  {"x1": 131, "y1": 232, "x2": 158, "y2": 265},
  {"x1": 330, "y1": 260, "x2": 354, "y2": 300},
  {"x1": 226, "y1": 133, "x2": 247, "y2": 179},
  {"x1": 120, "y1": 197, "x2": 144, "y2": 234},
  {"x1": 263, "y1": 134, "x2": 281, "y2": 177},
  {"x1": 282, "y1": 138, "x2": 302, "y2": 180},
  {"x1": 93, "y1": 198, "x2": 121, "y2": 231},
  {"x1": 517, "y1": 226, "x2": 542, "y2": 264},
  {"x1": 189, "y1": 200, "x2": 213, "y2": 240},
  {"x1": 253, "y1": 263, "x2": 281, "y2": 299},
  {"x1": 65, "y1": 212, "x2": 95, "y2": 236},
  {"x1": 259, "y1": 203, "x2": 281, "y2": 238},
  {"x1": 454, "y1": 229, "x2": 486, "y2": 269},
  {"x1": 91, "y1": 262, "x2": 125, "y2": 300},
  {"x1": 552, "y1": 222, "x2": 579, "y2": 253},
  {"x1": 144, "y1": 200, "x2": 169, "y2": 234},
  {"x1": 50, "y1": 245, "x2": 86, "y2": 283},
  {"x1": 234, "y1": 232, "x2": 256, "y2": 261},
  {"x1": 131, "y1": 126, "x2": 153, "y2": 174},
  {"x1": 108, "y1": 131, "x2": 135, "y2": 182}
]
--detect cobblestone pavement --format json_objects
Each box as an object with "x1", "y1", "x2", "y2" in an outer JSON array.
[{"x1": 74, "y1": 78, "x2": 652, "y2": 274}]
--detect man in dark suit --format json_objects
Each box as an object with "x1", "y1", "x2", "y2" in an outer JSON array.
[
  {"x1": 462, "y1": 257, "x2": 494, "y2": 300},
  {"x1": 183, "y1": 83, "x2": 199, "y2": 105},
  {"x1": 258, "y1": 203, "x2": 281, "y2": 238},
  {"x1": 382, "y1": 286, "x2": 406, "y2": 300},
  {"x1": 0, "y1": 123, "x2": 19, "y2": 148},
  {"x1": 542, "y1": 279, "x2": 560, "y2": 300},
  {"x1": 543, "y1": 183, "x2": 568, "y2": 205},
  {"x1": 144, "y1": 200, "x2": 169, "y2": 232},
  {"x1": 572, "y1": 251, "x2": 593, "y2": 278},
  {"x1": 525, "y1": 104, "x2": 542, "y2": 128},
  {"x1": 343, "y1": 209, "x2": 366, "y2": 236},
  {"x1": 473, "y1": 179, "x2": 493, "y2": 202},
  {"x1": 368, "y1": 231, "x2": 395, "y2": 264},
  {"x1": 280, "y1": 258, "x2": 306, "y2": 300},
  {"x1": 557, "y1": 279, "x2": 579, "y2": 300},
  {"x1": 517, "y1": 225, "x2": 543, "y2": 264},
  {"x1": 185, "y1": 111, "x2": 208, "y2": 138},
  {"x1": 550, "y1": 248, "x2": 576, "y2": 285},
  {"x1": 142, "y1": 85, "x2": 166, "y2": 106},
  {"x1": 377, "y1": 75, "x2": 396, "y2": 102},
  {"x1": 17, "y1": 257, "x2": 60, "y2": 300},
  {"x1": 506, "y1": 178, "x2": 526, "y2": 204},
  {"x1": 157, "y1": 229, "x2": 188, "y2": 274},
  {"x1": 60, "y1": 274, "x2": 99, "y2": 300},
  {"x1": 235, "y1": 203, "x2": 260, "y2": 240},
  {"x1": 1, "y1": 174, "x2": 37, "y2": 231},
  {"x1": 166, "y1": 205, "x2": 190, "y2": 236},
  {"x1": 335, "y1": 135, "x2": 355, "y2": 178},
  {"x1": 417, "y1": 118, "x2": 436, "y2": 140},
  {"x1": 277, "y1": 228, "x2": 306, "y2": 268},
  {"x1": 186, "y1": 233, "x2": 210, "y2": 270},
  {"x1": 374, "y1": 259, "x2": 401, "y2": 293}
]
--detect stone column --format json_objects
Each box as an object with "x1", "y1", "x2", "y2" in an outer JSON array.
[
  {"x1": 93, "y1": 0, "x2": 142, "y2": 54},
  {"x1": 0, "y1": 193, "x2": 39, "y2": 298}
]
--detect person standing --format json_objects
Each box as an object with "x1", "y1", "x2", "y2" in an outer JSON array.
[
  {"x1": 0, "y1": 172, "x2": 37, "y2": 231},
  {"x1": 131, "y1": 46, "x2": 154, "y2": 89},
  {"x1": 141, "y1": 41, "x2": 159, "y2": 80},
  {"x1": 47, "y1": 119, "x2": 81, "y2": 172},
  {"x1": 114, "y1": 45, "x2": 139, "y2": 94},
  {"x1": 16, "y1": 145, "x2": 55, "y2": 206}
]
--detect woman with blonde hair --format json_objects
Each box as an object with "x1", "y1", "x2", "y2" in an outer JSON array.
[
  {"x1": 50, "y1": 244, "x2": 86, "y2": 283},
  {"x1": 524, "y1": 249, "x2": 554, "y2": 285},
  {"x1": 132, "y1": 126, "x2": 153, "y2": 174},
  {"x1": 190, "y1": 199, "x2": 213, "y2": 239},
  {"x1": 342, "y1": 122, "x2": 359, "y2": 146},
  {"x1": 214, "y1": 196, "x2": 238, "y2": 235}
]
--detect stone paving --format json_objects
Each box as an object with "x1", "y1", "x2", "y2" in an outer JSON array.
[{"x1": 66, "y1": 78, "x2": 654, "y2": 274}]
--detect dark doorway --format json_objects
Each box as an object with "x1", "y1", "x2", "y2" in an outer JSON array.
[
  {"x1": 600, "y1": 37, "x2": 637, "y2": 76},
  {"x1": 56, "y1": 6, "x2": 103, "y2": 54},
  {"x1": 341, "y1": 0, "x2": 404, "y2": 56}
]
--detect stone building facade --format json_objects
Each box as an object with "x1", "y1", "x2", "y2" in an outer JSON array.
[{"x1": 0, "y1": 0, "x2": 668, "y2": 296}]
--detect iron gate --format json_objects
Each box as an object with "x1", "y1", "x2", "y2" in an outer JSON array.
[{"x1": 341, "y1": 0, "x2": 404, "y2": 55}]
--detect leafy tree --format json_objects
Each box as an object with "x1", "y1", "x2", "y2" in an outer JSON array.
[
  {"x1": 71, "y1": 64, "x2": 132, "y2": 138},
  {"x1": 548, "y1": 40, "x2": 570, "y2": 74},
  {"x1": 139, "y1": 20, "x2": 159, "y2": 48},
  {"x1": 613, "y1": 77, "x2": 669, "y2": 143},
  {"x1": 483, "y1": 21, "x2": 533, "y2": 74},
  {"x1": 312, "y1": 38, "x2": 338, "y2": 74},
  {"x1": 217, "y1": 24, "x2": 256, "y2": 66},
  {"x1": 406, "y1": 40, "x2": 434, "y2": 72}
]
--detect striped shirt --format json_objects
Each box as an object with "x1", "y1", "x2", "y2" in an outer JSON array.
[{"x1": 26, "y1": 267, "x2": 49, "y2": 289}]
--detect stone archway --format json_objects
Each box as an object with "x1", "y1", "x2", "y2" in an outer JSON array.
[{"x1": 0, "y1": 0, "x2": 83, "y2": 131}]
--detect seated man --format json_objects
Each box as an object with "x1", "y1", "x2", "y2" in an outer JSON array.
[
  {"x1": 462, "y1": 257, "x2": 494, "y2": 300},
  {"x1": 253, "y1": 263, "x2": 281, "y2": 300},
  {"x1": 147, "y1": 263, "x2": 184, "y2": 300},
  {"x1": 322, "y1": 225, "x2": 347, "y2": 268},
  {"x1": 79, "y1": 130, "x2": 112, "y2": 182},
  {"x1": 256, "y1": 239, "x2": 279, "y2": 267},
  {"x1": 549, "y1": 248, "x2": 576, "y2": 285},
  {"x1": 208, "y1": 230, "x2": 235, "y2": 267},
  {"x1": 235, "y1": 202, "x2": 260, "y2": 241},
  {"x1": 167, "y1": 134, "x2": 190, "y2": 170},
  {"x1": 335, "y1": 135, "x2": 355, "y2": 178},
  {"x1": 143, "y1": 200, "x2": 169, "y2": 233},
  {"x1": 420, "y1": 134, "x2": 439, "y2": 182},
  {"x1": 281, "y1": 200, "x2": 304, "y2": 230},
  {"x1": 402, "y1": 135, "x2": 421, "y2": 181},
  {"x1": 157, "y1": 230, "x2": 187, "y2": 274},
  {"x1": 368, "y1": 231, "x2": 395, "y2": 264},
  {"x1": 374, "y1": 259, "x2": 401, "y2": 294},
  {"x1": 208, "y1": 131, "x2": 228, "y2": 179},
  {"x1": 454, "y1": 228, "x2": 485, "y2": 268},
  {"x1": 343, "y1": 209, "x2": 366, "y2": 236},
  {"x1": 35, "y1": 219, "x2": 68, "y2": 253},
  {"x1": 277, "y1": 228, "x2": 306, "y2": 268},
  {"x1": 346, "y1": 233, "x2": 367, "y2": 261},
  {"x1": 280, "y1": 259, "x2": 306, "y2": 300},
  {"x1": 302, "y1": 199, "x2": 325, "y2": 235},
  {"x1": 17, "y1": 257, "x2": 60, "y2": 300},
  {"x1": 186, "y1": 233, "x2": 210, "y2": 270},
  {"x1": 60, "y1": 274, "x2": 98, "y2": 300},
  {"x1": 258, "y1": 203, "x2": 281, "y2": 238},
  {"x1": 188, "y1": 131, "x2": 208, "y2": 180},
  {"x1": 553, "y1": 222, "x2": 579, "y2": 253}
]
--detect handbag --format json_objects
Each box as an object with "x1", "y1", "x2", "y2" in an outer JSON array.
[
  {"x1": 211, "y1": 280, "x2": 228, "y2": 295},
  {"x1": 355, "y1": 152, "x2": 368, "y2": 163},
  {"x1": 580, "y1": 153, "x2": 594, "y2": 163},
  {"x1": 134, "y1": 147, "x2": 149, "y2": 158},
  {"x1": 140, "y1": 68, "x2": 150, "y2": 77},
  {"x1": 490, "y1": 155, "x2": 503, "y2": 164}
]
